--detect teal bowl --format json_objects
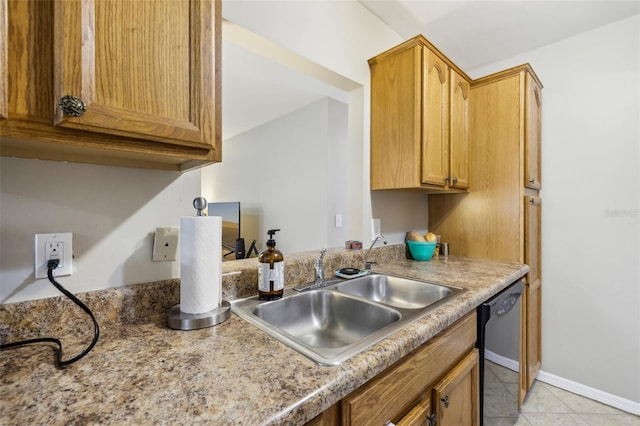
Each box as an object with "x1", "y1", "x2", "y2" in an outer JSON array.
[{"x1": 407, "y1": 240, "x2": 437, "y2": 261}]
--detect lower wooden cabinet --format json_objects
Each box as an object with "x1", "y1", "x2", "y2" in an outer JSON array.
[
  {"x1": 307, "y1": 312, "x2": 478, "y2": 426},
  {"x1": 432, "y1": 350, "x2": 479, "y2": 426}
]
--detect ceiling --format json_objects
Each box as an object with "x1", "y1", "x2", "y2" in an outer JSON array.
[
  {"x1": 222, "y1": 1, "x2": 640, "y2": 141},
  {"x1": 360, "y1": 0, "x2": 640, "y2": 71}
]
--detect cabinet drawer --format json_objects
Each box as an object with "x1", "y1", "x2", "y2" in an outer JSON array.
[{"x1": 341, "y1": 312, "x2": 476, "y2": 426}]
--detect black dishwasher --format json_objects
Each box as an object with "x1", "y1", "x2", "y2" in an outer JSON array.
[{"x1": 477, "y1": 279, "x2": 523, "y2": 426}]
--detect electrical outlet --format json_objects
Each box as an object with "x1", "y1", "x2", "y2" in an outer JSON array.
[
  {"x1": 153, "y1": 227, "x2": 179, "y2": 261},
  {"x1": 35, "y1": 233, "x2": 73, "y2": 279},
  {"x1": 371, "y1": 218, "x2": 381, "y2": 240}
]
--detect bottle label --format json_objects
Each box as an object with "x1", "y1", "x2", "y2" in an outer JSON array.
[{"x1": 258, "y1": 262, "x2": 284, "y2": 292}]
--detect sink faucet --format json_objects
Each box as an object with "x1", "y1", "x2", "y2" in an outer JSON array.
[
  {"x1": 314, "y1": 248, "x2": 327, "y2": 285},
  {"x1": 365, "y1": 235, "x2": 387, "y2": 270}
]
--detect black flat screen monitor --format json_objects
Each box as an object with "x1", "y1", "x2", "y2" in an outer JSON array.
[{"x1": 207, "y1": 202, "x2": 240, "y2": 257}]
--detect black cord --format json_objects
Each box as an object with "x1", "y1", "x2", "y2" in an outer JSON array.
[{"x1": 0, "y1": 259, "x2": 100, "y2": 368}]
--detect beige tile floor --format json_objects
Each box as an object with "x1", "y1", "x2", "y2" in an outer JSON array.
[{"x1": 484, "y1": 361, "x2": 640, "y2": 426}]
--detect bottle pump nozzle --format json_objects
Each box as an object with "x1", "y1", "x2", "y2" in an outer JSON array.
[{"x1": 266, "y1": 229, "x2": 280, "y2": 247}]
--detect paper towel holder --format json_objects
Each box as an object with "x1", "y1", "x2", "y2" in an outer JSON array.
[
  {"x1": 167, "y1": 197, "x2": 231, "y2": 330},
  {"x1": 167, "y1": 301, "x2": 231, "y2": 330}
]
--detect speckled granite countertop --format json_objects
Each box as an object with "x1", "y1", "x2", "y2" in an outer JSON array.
[{"x1": 1, "y1": 245, "x2": 528, "y2": 425}]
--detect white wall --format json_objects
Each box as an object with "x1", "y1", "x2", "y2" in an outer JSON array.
[
  {"x1": 222, "y1": 0, "x2": 430, "y2": 244},
  {"x1": 202, "y1": 98, "x2": 350, "y2": 253},
  {"x1": 471, "y1": 15, "x2": 640, "y2": 407},
  {"x1": 326, "y1": 98, "x2": 350, "y2": 249},
  {"x1": 0, "y1": 158, "x2": 200, "y2": 303}
]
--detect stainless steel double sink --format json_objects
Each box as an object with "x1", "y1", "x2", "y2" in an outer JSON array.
[{"x1": 231, "y1": 273, "x2": 465, "y2": 365}]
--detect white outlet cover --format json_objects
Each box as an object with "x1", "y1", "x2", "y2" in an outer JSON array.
[
  {"x1": 35, "y1": 233, "x2": 73, "y2": 279},
  {"x1": 371, "y1": 218, "x2": 381, "y2": 240},
  {"x1": 153, "y1": 227, "x2": 180, "y2": 261}
]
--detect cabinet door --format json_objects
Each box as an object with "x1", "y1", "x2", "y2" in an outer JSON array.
[
  {"x1": 341, "y1": 313, "x2": 476, "y2": 426},
  {"x1": 396, "y1": 397, "x2": 433, "y2": 426},
  {"x1": 421, "y1": 48, "x2": 449, "y2": 187},
  {"x1": 521, "y1": 196, "x2": 542, "y2": 405},
  {"x1": 448, "y1": 69, "x2": 469, "y2": 189},
  {"x1": 0, "y1": 0, "x2": 7, "y2": 119},
  {"x1": 432, "y1": 349, "x2": 479, "y2": 426},
  {"x1": 370, "y1": 45, "x2": 422, "y2": 190},
  {"x1": 53, "y1": 0, "x2": 219, "y2": 152},
  {"x1": 525, "y1": 74, "x2": 542, "y2": 189}
]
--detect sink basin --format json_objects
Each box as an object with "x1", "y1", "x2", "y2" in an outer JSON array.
[
  {"x1": 253, "y1": 290, "x2": 400, "y2": 348},
  {"x1": 231, "y1": 274, "x2": 465, "y2": 365},
  {"x1": 333, "y1": 274, "x2": 454, "y2": 309}
]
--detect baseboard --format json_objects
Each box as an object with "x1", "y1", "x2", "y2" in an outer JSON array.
[
  {"x1": 484, "y1": 350, "x2": 640, "y2": 416},
  {"x1": 536, "y1": 370, "x2": 640, "y2": 416},
  {"x1": 485, "y1": 350, "x2": 519, "y2": 372}
]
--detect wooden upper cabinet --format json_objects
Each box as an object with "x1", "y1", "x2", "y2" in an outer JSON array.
[
  {"x1": 525, "y1": 73, "x2": 542, "y2": 189},
  {"x1": 449, "y1": 69, "x2": 470, "y2": 189},
  {"x1": 1, "y1": 0, "x2": 221, "y2": 171},
  {"x1": 0, "y1": 0, "x2": 7, "y2": 119},
  {"x1": 369, "y1": 44, "x2": 422, "y2": 190},
  {"x1": 53, "y1": 0, "x2": 215, "y2": 147},
  {"x1": 421, "y1": 48, "x2": 449, "y2": 187},
  {"x1": 369, "y1": 36, "x2": 471, "y2": 192}
]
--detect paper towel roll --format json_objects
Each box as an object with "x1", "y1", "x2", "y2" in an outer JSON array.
[{"x1": 180, "y1": 216, "x2": 222, "y2": 314}]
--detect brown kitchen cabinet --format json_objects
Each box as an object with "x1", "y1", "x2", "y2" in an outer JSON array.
[
  {"x1": 368, "y1": 35, "x2": 471, "y2": 192},
  {"x1": 0, "y1": 0, "x2": 7, "y2": 119},
  {"x1": 522, "y1": 195, "x2": 542, "y2": 401},
  {"x1": 432, "y1": 349, "x2": 479, "y2": 426},
  {"x1": 448, "y1": 68, "x2": 470, "y2": 190},
  {"x1": 397, "y1": 349, "x2": 479, "y2": 426},
  {"x1": 305, "y1": 312, "x2": 478, "y2": 426},
  {"x1": 339, "y1": 312, "x2": 477, "y2": 426},
  {"x1": 428, "y1": 64, "x2": 543, "y2": 406},
  {"x1": 525, "y1": 75, "x2": 542, "y2": 189},
  {"x1": 1, "y1": 0, "x2": 221, "y2": 171}
]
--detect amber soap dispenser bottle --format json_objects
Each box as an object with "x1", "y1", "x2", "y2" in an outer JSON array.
[{"x1": 258, "y1": 229, "x2": 284, "y2": 300}]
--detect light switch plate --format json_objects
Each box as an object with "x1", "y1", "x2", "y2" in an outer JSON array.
[
  {"x1": 371, "y1": 218, "x2": 381, "y2": 240},
  {"x1": 153, "y1": 227, "x2": 179, "y2": 261}
]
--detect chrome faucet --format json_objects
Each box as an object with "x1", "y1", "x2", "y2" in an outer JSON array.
[
  {"x1": 292, "y1": 249, "x2": 328, "y2": 292},
  {"x1": 314, "y1": 248, "x2": 327, "y2": 285},
  {"x1": 364, "y1": 235, "x2": 387, "y2": 270}
]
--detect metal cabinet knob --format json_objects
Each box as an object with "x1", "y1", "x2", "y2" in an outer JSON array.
[
  {"x1": 452, "y1": 177, "x2": 458, "y2": 185},
  {"x1": 427, "y1": 414, "x2": 437, "y2": 426},
  {"x1": 58, "y1": 95, "x2": 86, "y2": 117},
  {"x1": 441, "y1": 395, "x2": 450, "y2": 408}
]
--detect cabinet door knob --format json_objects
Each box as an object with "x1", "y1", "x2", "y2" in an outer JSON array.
[
  {"x1": 441, "y1": 395, "x2": 450, "y2": 408},
  {"x1": 529, "y1": 177, "x2": 535, "y2": 184},
  {"x1": 452, "y1": 177, "x2": 458, "y2": 185},
  {"x1": 427, "y1": 413, "x2": 437, "y2": 426},
  {"x1": 58, "y1": 95, "x2": 87, "y2": 117}
]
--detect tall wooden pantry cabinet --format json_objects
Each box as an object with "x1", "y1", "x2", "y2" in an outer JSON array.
[{"x1": 428, "y1": 64, "x2": 543, "y2": 405}]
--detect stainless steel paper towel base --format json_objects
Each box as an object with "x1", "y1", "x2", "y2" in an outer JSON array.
[{"x1": 167, "y1": 300, "x2": 231, "y2": 330}]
